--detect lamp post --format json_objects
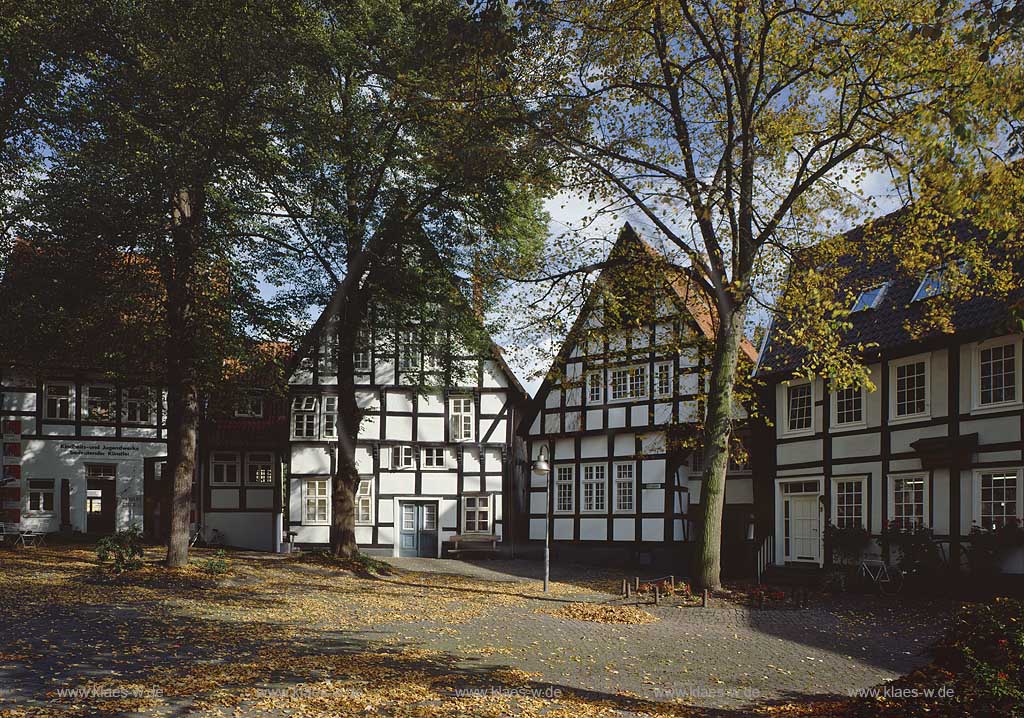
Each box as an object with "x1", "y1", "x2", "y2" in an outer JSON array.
[{"x1": 532, "y1": 444, "x2": 551, "y2": 592}]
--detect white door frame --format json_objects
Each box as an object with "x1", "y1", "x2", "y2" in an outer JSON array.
[
  {"x1": 391, "y1": 496, "x2": 443, "y2": 558},
  {"x1": 774, "y1": 478, "x2": 823, "y2": 566}
]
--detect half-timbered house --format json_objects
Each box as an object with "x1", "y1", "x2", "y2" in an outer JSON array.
[
  {"x1": 0, "y1": 366, "x2": 170, "y2": 537},
  {"x1": 285, "y1": 259, "x2": 528, "y2": 557},
  {"x1": 756, "y1": 216, "x2": 1024, "y2": 573},
  {"x1": 197, "y1": 343, "x2": 290, "y2": 551},
  {"x1": 524, "y1": 224, "x2": 761, "y2": 569}
]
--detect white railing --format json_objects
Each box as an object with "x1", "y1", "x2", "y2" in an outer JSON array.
[{"x1": 755, "y1": 535, "x2": 775, "y2": 585}]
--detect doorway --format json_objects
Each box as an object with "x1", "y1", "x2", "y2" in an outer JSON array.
[
  {"x1": 398, "y1": 501, "x2": 438, "y2": 557},
  {"x1": 784, "y1": 493, "x2": 821, "y2": 563},
  {"x1": 85, "y1": 464, "x2": 117, "y2": 535}
]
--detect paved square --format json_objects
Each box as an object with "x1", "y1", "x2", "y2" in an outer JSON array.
[{"x1": 0, "y1": 546, "x2": 947, "y2": 717}]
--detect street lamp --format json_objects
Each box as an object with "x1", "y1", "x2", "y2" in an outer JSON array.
[{"x1": 531, "y1": 444, "x2": 551, "y2": 592}]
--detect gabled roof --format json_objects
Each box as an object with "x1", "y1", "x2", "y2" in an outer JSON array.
[
  {"x1": 756, "y1": 214, "x2": 1024, "y2": 378},
  {"x1": 287, "y1": 233, "x2": 528, "y2": 401},
  {"x1": 528, "y1": 223, "x2": 758, "y2": 410}
]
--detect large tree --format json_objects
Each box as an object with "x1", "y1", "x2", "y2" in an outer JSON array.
[
  {"x1": 30, "y1": 0, "x2": 319, "y2": 566},
  {"x1": 262, "y1": 0, "x2": 550, "y2": 557},
  {"x1": 517, "y1": 0, "x2": 1024, "y2": 589}
]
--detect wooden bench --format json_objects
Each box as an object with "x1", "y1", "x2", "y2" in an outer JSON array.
[{"x1": 447, "y1": 534, "x2": 498, "y2": 557}]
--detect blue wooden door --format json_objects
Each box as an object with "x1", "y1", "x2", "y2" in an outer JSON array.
[{"x1": 398, "y1": 502, "x2": 437, "y2": 557}]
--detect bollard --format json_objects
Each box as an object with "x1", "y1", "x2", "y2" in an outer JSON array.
[
  {"x1": 669, "y1": 575, "x2": 675, "y2": 592},
  {"x1": 654, "y1": 586, "x2": 660, "y2": 605},
  {"x1": 635, "y1": 576, "x2": 640, "y2": 593},
  {"x1": 622, "y1": 579, "x2": 627, "y2": 597},
  {"x1": 702, "y1": 589, "x2": 708, "y2": 608}
]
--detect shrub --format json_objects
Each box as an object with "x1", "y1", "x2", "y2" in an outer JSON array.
[
  {"x1": 882, "y1": 524, "x2": 944, "y2": 582},
  {"x1": 95, "y1": 528, "x2": 144, "y2": 574},
  {"x1": 198, "y1": 549, "x2": 229, "y2": 576},
  {"x1": 931, "y1": 598, "x2": 1024, "y2": 714},
  {"x1": 966, "y1": 520, "x2": 1024, "y2": 577},
  {"x1": 826, "y1": 523, "x2": 872, "y2": 566}
]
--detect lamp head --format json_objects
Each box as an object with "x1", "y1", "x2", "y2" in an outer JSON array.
[{"x1": 532, "y1": 444, "x2": 551, "y2": 475}]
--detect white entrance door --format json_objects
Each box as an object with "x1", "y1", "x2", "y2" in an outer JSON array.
[{"x1": 785, "y1": 495, "x2": 821, "y2": 563}]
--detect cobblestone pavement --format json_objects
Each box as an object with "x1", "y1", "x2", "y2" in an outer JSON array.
[
  {"x1": 0, "y1": 548, "x2": 949, "y2": 716},
  {"x1": 375, "y1": 557, "x2": 947, "y2": 710}
]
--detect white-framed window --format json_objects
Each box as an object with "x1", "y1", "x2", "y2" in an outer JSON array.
[
  {"x1": 831, "y1": 477, "x2": 867, "y2": 529},
  {"x1": 423, "y1": 502, "x2": 438, "y2": 531},
  {"x1": 234, "y1": 393, "x2": 264, "y2": 418},
  {"x1": 609, "y1": 366, "x2": 647, "y2": 401},
  {"x1": 355, "y1": 477, "x2": 374, "y2": 525},
  {"x1": 614, "y1": 462, "x2": 635, "y2": 513},
  {"x1": 581, "y1": 463, "x2": 607, "y2": 512},
  {"x1": 463, "y1": 495, "x2": 491, "y2": 533},
  {"x1": 972, "y1": 468, "x2": 1023, "y2": 531},
  {"x1": 211, "y1": 452, "x2": 240, "y2": 485},
  {"x1": 422, "y1": 329, "x2": 443, "y2": 371},
  {"x1": 318, "y1": 333, "x2": 338, "y2": 375},
  {"x1": 354, "y1": 327, "x2": 372, "y2": 373},
  {"x1": 321, "y1": 396, "x2": 338, "y2": 439},
  {"x1": 974, "y1": 336, "x2": 1022, "y2": 410},
  {"x1": 27, "y1": 479, "x2": 55, "y2": 513},
  {"x1": 291, "y1": 396, "x2": 318, "y2": 438},
  {"x1": 422, "y1": 447, "x2": 445, "y2": 468},
  {"x1": 84, "y1": 385, "x2": 114, "y2": 422},
  {"x1": 44, "y1": 383, "x2": 73, "y2": 420},
  {"x1": 399, "y1": 329, "x2": 420, "y2": 371},
  {"x1": 86, "y1": 464, "x2": 116, "y2": 480},
  {"x1": 304, "y1": 479, "x2": 329, "y2": 525},
  {"x1": 123, "y1": 387, "x2": 154, "y2": 423},
  {"x1": 850, "y1": 283, "x2": 889, "y2": 312},
  {"x1": 833, "y1": 385, "x2": 865, "y2": 428},
  {"x1": 554, "y1": 465, "x2": 574, "y2": 513},
  {"x1": 654, "y1": 362, "x2": 672, "y2": 398},
  {"x1": 391, "y1": 445, "x2": 414, "y2": 469},
  {"x1": 688, "y1": 449, "x2": 704, "y2": 475},
  {"x1": 246, "y1": 452, "x2": 274, "y2": 485},
  {"x1": 890, "y1": 355, "x2": 930, "y2": 420},
  {"x1": 586, "y1": 372, "x2": 603, "y2": 403},
  {"x1": 785, "y1": 381, "x2": 813, "y2": 434},
  {"x1": 450, "y1": 396, "x2": 474, "y2": 442},
  {"x1": 888, "y1": 474, "x2": 928, "y2": 530}
]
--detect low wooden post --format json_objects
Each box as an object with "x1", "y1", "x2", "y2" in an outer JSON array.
[
  {"x1": 701, "y1": 589, "x2": 708, "y2": 608},
  {"x1": 654, "y1": 585, "x2": 660, "y2": 605},
  {"x1": 622, "y1": 579, "x2": 627, "y2": 597},
  {"x1": 669, "y1": 576, "x2": 675, "y2": 592},
  {"x1": 634, "y1": 576, "x2": 640, "y2": 593}
]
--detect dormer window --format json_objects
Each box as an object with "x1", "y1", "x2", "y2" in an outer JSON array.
[{"x1": 850, "y1": 283, "x2": 888, "y2": 312}]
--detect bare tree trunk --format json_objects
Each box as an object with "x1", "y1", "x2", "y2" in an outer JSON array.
[
  {"x1": 693, "y1": 300, "x2": 748, "y2": 591},
  {"x1": 330, "y1": 293, "x2": 369, "y2": 558},
  {"x1": 165, "y1": 186, "x2": 202, "y2": 568},
  {"x1": 331, "y1": 437, "x2": 359, "y2": 558}
]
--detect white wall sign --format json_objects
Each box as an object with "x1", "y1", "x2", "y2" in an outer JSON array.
[{"x1": 58, "y1": 442, "x2": 142, "y2": 459}]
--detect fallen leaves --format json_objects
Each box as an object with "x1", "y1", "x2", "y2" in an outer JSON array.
[{"x1": 540, "y1": 603, "x2": 659, "y2": 625}]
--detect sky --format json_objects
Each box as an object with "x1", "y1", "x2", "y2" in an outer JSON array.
[
  {"x1": 497, "y1": 167, "x2": 907, "y2": 396},
  {"x1": 259, "y1": 168, "x2": 906, "y2": 398}
]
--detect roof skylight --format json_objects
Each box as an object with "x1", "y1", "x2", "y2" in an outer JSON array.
[{"x1": 851, "y1": 283, "x2": 889, "y2": 312}]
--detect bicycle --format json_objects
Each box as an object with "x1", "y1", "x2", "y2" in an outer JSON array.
[
  {"x1": 858, "y1": 558, "x2": 903, "y2": 595},
  {"x1": 189, "y1": 525, "x2": 225, "y2": 548}
]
